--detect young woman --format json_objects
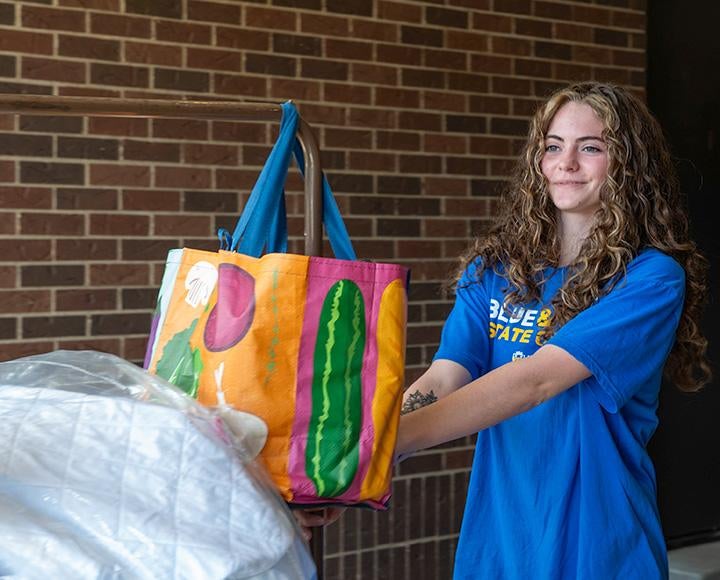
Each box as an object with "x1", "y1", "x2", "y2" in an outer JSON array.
[{"x1": 396, "y1": 81, "x2": 711, "y2": 579}]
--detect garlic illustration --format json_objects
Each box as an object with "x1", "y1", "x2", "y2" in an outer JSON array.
[{"x1": 184, "y1": 261, "x2": 218, "y2": 308}]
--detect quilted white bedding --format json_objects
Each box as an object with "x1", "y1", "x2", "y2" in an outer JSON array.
[{"x1": 0, "y1": 351, "x2": 314, "y2": 580}]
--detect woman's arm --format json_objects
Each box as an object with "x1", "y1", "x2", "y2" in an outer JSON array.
[
  {"x1": 396, "y1": 344, "x2": 591, "y2": 456},
  {"x1": 400, "y1": 359, "x2": 471, "y2": 414}
]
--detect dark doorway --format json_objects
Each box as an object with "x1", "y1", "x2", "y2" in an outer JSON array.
[{"x1": 647, "y1": 1, "x2": 720, "y2": 548}]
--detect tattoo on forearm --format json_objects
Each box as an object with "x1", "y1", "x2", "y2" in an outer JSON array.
[{"x1": 401, "y1": 389, "x2": 438, "y2": 415}]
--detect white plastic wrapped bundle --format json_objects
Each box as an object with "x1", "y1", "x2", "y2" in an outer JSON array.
[{"x1": 0, "y1": 350, "x2": 316, "y2": 580}]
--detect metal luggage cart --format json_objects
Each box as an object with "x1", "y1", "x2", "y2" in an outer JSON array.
[{"x1": 0, "y1": 93, "x2": 327, "y2": 579}]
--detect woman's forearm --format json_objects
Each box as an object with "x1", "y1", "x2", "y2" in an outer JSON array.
[{"x1": 396, "y1": 345, "x2": 591, "y2": 456}]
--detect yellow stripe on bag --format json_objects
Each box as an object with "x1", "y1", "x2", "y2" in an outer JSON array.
[{"x1": 361, "y1": 278, "x2": 406, "y2": 500}]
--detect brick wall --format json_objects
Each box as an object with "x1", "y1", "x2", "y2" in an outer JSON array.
[{"x1": 0, "y1": 1, "x2": 646, "y2": 577}]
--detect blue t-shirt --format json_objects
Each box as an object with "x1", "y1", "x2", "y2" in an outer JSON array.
[{"x1": 434, "y1": 248, "x2": 684, "y2": 580}]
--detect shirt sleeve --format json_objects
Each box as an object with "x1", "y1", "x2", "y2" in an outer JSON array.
[
  {"x1": 548, "y1": 260, "x2": 685, "y2": 413},
  {"x1": 432, "y1": 261, "x2": 491, "y2": 380}
]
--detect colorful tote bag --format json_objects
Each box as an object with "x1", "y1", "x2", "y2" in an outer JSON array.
[{"x1": 143, "y1": 102, "x2": 409, "y2": 509}]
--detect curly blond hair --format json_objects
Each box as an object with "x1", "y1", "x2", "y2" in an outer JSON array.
[{"x1": 460, "y1": 81, "x2": 711, "y2": 392}]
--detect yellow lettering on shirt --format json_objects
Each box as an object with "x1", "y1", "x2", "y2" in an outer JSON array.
[{"x1": 536, "y1": 308, "x2": 552, "y2": 328}]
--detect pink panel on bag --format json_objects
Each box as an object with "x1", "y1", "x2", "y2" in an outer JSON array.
[{"x1": 288, "y1": 257, "x2": 408, "y2": 505}]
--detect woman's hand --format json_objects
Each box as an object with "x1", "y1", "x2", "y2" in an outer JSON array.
[{"x1": 292, "y1": 507, "x2": 346, "y2": 541}]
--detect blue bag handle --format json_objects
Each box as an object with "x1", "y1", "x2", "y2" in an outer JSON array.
[{"x1": 219, "y1": 101, "x2": 356, "y2": 261}]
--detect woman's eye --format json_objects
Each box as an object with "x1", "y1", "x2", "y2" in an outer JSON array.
[
  {"x1": 582, "y1": 145, "x2": 602, "y2": 153},
  {"x1": 545, "y1": 144, "x2": 560, "y2": 152}
]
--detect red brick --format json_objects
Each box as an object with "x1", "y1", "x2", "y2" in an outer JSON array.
[
  {"x1": 122, "y1": 239, "x2": 178, "y2": 261},
  {"x1": 324, "y1": 128, "x2": 372, "y2": 150},
  {"x1": 376, "y1": 87, "x2": 420, "y2": 108},
  {"x1": 0, "y1": 161, "x2": 13, "y2": 183},
  {"x1": 0, "y1": 239, "x2": 51, "y2": 262},
  {"x1": 90, "y1": 263, "x2": 149, "y2": 286},
  {"x1": 91, "y1": 62, "x2": 149, "y2": 87},
  {"x1": 56, "y1": 239, "x2": 118, "y2": 260},
  {"x1": 297, "y1": 103, "x2": 346, "y2": 126},
  {"x1": 125, "y1": 0, "x2": 180, "y2": 17},
  {"x1": 425, "y1": 176, "x2": 469, "y2": 196},
  {"x1": 613, "y1": 49, "x2": 645, "y2": 68},
  {"x1": 91, "y1": 312, "x2": 151, "y2": 335},
  {"x1": 90, "y1": 164, "x2": 150, "y2": 187},
  {"x1": 424, "y1": 134, "x2": 467, "y2": 154},
  {"x1": 270, "y1": 78, "x2": 321, "y2": 101},
  {"x1": 379, "y1": 1, "x2": 422, "y2": 23},
  {"x1": 377, "y1": 43, "x2": 422, "y2": 66},
  {"x1": 348, "y1": 107, "x2": 396, "y2": 129},
  {"x1": 90, "y1": 214, "x2": 149, "y2": 236},
  {"x1": 155, "y1": 166, "x2": 212, "y2": 189},
  {"x1": 183, "y1": 143, "x2": 238, "y2": 166},
  {"x1": 125, "y1": 41, "x2": 182, "y2": 66},
  {"x1": 555, "y1": 22, "x2": 594, "y2": 43},
  {"x1": 472, "y1": 13, "x2": 512, "y2": 33},
  {"x1": 22, "y1": 6, "x2": 86, "y2": 32},
  {"x1": 59, "y1": 34, "x2": 120, "y2": 61},
  {"x1": 0, "y1": 289, "x2": 49, "y2": 313},
  {"x1": 0, "y1": 29, "x2": 53, "y2": 55},
  {"x1": 515, "y1": 58, "x2": 553, "y2": 78},
  {"x1": 0, "y1": 115, "x2": 13, "y2": 131},
  {"x1": 88, "y1": 116, "x2": 149, "y2": 137},
  {"x1": 491, "y1": 35, "x2": 532, "y2": 56},
  {"x1": 326, "y1": 38, "x2": 373, "y2": 61},
  {"x1": 188, "y1": 0, "x2": 240, "y2": 24},
  {"x1": 59, "y1": 338, "x2": 123, "y2": 355},
  {"x1": 21, "y1": 213, "x2": 85, "y2": 236},
  {"x1": 90, "y1": 13, "x2": 151, "y2": 38},
  {"x1": 471, "y1": 136, "x2": 512, "y2": 156},
  {"x1": 245, "y1": 7, "x2": 296, "y2": 31},
  {"x1": 0, "y1": 212, "x2": 15, "y2": 235},
  {"x1": 20, "y1": 161, "x2": 85, "y2": 185},
  {"x1": 57, "y1": 188, "x2": 117, "y2": 210},
  {"x1": 572, "y1": 5, "x2": 611, "y2": 25},
  {"x1": 300, "y1": 13, "x2": 349, "y2": 37},
  {"x1": 22, "y1": 265, "x2": 85, "y2": 287},
  {"x1": 216, "y1": 27, "x2": 268, "y2": 50},
  {"x1": 123, "y1": 190, "x2": 180, "y2": 211},
  {"x1": 324, "y1": 83, "x2": 372, "y2": 105},
  {"x1": 0, "y1": 342, "x2": 54, "y2": 362},
  {"x1": 212, "y1": 121, "x2": 267, "y2": 144},
  {"x1": 156, "y1": 20, "x2": 212, "y2": 45},
  {"x1": 215, "y1": 168, "x2": 262, "y2": 191},
  {"x1": 152, "y1": 118, "x2": 208, "y2": 140},
  {"x1": 214, "y1": 73, "x2": 267, "y2": 97},
  {"x1": 154, "y1": 215, "x2": 212, "y2": 236},
  {"x1": 0, "y1": 187, "x2": 52, "y2": 209},
  {"x1": 187, "y1": 47, "x2": 243, "y2": 71},
  {"x1": 425, "y1": 48, "x2": 468, "y2": 71},
  {"x1": 572, "y1": 45, "x2": 613, "y2": 65},
  {"x1": 348, "y1": 151, "x2": 396, "y2": 172},
  {"x1": 377, "y1": 131, "x2": 420, "y2": 151},
  {"x1": 124, "y1": 336, "x2": 149, "y2": 360},
  {"x1": 613, "y1": 10, "x2": 645, "y2": 30},
  {"x1": 22, "y1": 57, "x2": 86, "y2": 83},
  {"x1": 351, "y1": 63, "x2": 397, "y2": 86},
  {"x1": 352, "y1": 19, "x2": 398, "y2": 42},
  {"x1": 123, "y1": 140, "x2": 180, "y2": 163},
  {"x1": 490, "y1": 158, "x2": 515, "y2": 176},
  {"x1": 424, "y1": 90, "x2": 467, "y2": 113},
  {"x1": 0, "y1": 266, "x2": 16, "y2": 288},
  {"x1": 59, "y1": 0, "x2": 120, "y2": 9},
  {"x1": 471, "y1": 54, "x2": 512, "y2": 75}
]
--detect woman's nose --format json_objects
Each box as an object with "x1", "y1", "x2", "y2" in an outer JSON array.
[{"x1": 559, "y1": 150, "x2": 579, "y2": 171}]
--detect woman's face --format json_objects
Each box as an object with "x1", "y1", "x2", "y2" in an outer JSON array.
[{"x1": 540, "y1": 101, "x2": 609, "y2": 220}]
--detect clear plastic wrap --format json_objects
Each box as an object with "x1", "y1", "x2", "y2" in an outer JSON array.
[{"x1": 0, "y1": 350, "x2": 316, "y2": 580}]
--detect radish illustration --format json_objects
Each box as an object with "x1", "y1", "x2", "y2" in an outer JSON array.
[{"x1": 204, "y1": 264, "x2": 256, "y2": 352}]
